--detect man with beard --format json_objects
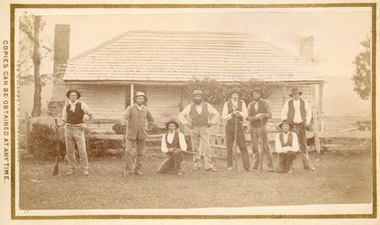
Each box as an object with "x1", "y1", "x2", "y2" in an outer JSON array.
[
  {"x1": 179, "y1": 90, "x2": 219, "y2": 171},
  {"x1": 121, "y1": 92, "x2": 154, "y2": 175},
  {"x1": 281, "y1": 87, "x2": 315, "y2": 171},
  {"x1": 222, "y1": 88, "x2": 253, "y2": 171},
  {"x1": 246, "y1": 87, "x2": 274, "y2": 172}
]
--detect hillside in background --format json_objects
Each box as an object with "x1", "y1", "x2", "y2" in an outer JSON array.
[{"x1": 322, "y1": 76, "x2": 371, "y2": 116}]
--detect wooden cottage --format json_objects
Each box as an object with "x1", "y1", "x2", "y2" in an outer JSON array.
[{"x1": 51, "y1": 29, "x2": 324, "y2": 133}]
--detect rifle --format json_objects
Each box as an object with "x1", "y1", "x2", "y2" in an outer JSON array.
[
  {"x1": 232, "y1": 116, "x2": 239, "y2": 170},
  {"x1": 259, "y1": 118, "x2": 264, "y2": 172},
  {"x1": 52, "y1": 118, "x2": 60, "y2": 176},
  {"x1": 122, "y1": 124, "x2": 127, "y2": 178}
]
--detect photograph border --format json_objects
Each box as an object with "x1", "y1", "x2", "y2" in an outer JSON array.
[{"x1": 9, "y1": 2, "x2": 377, "y2": 220}]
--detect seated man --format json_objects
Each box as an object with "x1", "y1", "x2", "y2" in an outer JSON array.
[
  {"x1": 275, "y1": 121, "x2": 299, "y2": 174},
  {"x1": 158, "y1": 119, "x2": 187, "y2": 176}
]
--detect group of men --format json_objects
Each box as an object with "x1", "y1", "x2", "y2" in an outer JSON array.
[{"x1": 58, "y1": 86, "x2": 315, "y2": 176}]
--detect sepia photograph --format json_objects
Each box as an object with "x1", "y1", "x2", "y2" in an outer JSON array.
[{"x1": 0, "y1": 1, "x2": 377, "y2": 224}]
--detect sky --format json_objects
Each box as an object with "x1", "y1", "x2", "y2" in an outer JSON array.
[{"x1": 17, "y1": 7, "x2": 372, "y2": 115}]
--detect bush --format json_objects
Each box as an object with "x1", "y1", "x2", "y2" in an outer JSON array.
[
  {"x1": 113, "y1": 123, "x2": 163, "y2": 135},
  {"x1": 28, "y1": 122, "x2": 65, "y2": 159}
]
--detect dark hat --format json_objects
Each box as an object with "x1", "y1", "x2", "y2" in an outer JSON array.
[
  {"x1": 252, "y1": 87, "x2": 262, "y2": 95},
  {"x1": 134, "y1": 91, "x2": 148, "y2": 101},
  {"x1": 166, "y1": 119, "x2": 180, "y2": 129},
  {"x1": 66, "y1": 90, "x2": 81, "y2": 99},
  {"x1": 289, "y1": 87, "x2": 303, "y2": 97},
  {"x1": 279, "y1": 120, "x2": 293, "y2": 129},
  {"x1": 192, "y1": 90, "x2": 203, "y2": 96},
  {"x1": 229, "y1": 88, "x2": 242, "y2": 97}
]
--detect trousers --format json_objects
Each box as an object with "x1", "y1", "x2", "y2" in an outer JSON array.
[
  {"x1": 276, "y1": 151, "x2": 297, "y2": 173},
  {"x1": 292, "y1": 124, "x2": 311, "y2": 168},
  {"x1": 125, "y1": 138, "x2": 146, "y2": 172},
  {"x1": 65, "y1": 125, "x2": 89, "y2": 172},
  {"x1": 190, "y1": 126, "x2": 214, "y2": 170},
  {"x1": 250, "y1": 125, "x2": 274, "y2": 169},
  {"x1": 225, "y1": 122, "x2": 250, "y2": 170},
  {"x1": 157, "y1": 150, "x2": 183, "y2": 173}
]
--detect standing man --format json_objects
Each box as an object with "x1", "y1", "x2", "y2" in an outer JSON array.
[
  {"x1": 222, "y1": 88, "x2": 252, "y2": 171},
  {"x1": 246, "y1": 87, "x2": 274, "y2": 172},
  {"x1": 158, "y1": 119, "x2": 187, "y2": 176},
  {"x1": 121, "y1": 92, "x2": 154, "y2": 175},
  {"x1": 179, "y1": 90, "x2": 219, "y2": 172},
  {"x1": 275, "y1": 121, "x2": 299, "y2": 173},
  {"x1": 58, "y1": 90, "x2": 93, "y2": 176},
  {"x1": 281, "y1": 87, "x2": 315, "y2": 170}
]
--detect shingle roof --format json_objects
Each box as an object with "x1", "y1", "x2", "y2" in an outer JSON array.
[{"x1": 63, "y1": 30, "x2": 323, "y2": 84}]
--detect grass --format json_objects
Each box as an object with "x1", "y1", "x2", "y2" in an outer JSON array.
[{"x1": 19, "y1": 148, "x2": 373, "y2": 210}]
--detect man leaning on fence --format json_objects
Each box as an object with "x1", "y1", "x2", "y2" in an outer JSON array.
[
  {"x1": 179, "y1": 90, "x2": 219, "y2": 172},
  {"x1": 281, "y1": 87, "x2": 315, "y2": 171},
  {"x1": 246, "y1": 87, "x2": 274, "y2": 172},
  {"x1": 121, "y1": 92, "x2": 154, "y2": 175},
  {"x1": 58, "y1": 90, "x2": 93, "y2": 176},
  {"x1": 222, "y1": 88, "x2": 253, "y2": 171}
]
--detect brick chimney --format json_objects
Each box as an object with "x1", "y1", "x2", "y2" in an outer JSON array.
[
  {"x1": 48, "y1": 24, "x2": 70, "y2": 116},
  {"x1": 299, "y1": 36, "x2": 314, "y2": 62}
]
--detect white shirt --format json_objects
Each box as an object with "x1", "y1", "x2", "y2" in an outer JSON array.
[
  {"x1": 281, "y1": 98, "x2": 311, "y2": 124},
  {"x1": 178, "y1": 102, "x2": 219, "y2": 125},
  {"x1": 222, "y1": 99, "x2": 248, "y2": 121},
  {"x1": 161, "y1": 131, "x2": 187, "y2": 153},
  {"x1": 275, "y1": 131, "x2": 300, "y2": 153}
]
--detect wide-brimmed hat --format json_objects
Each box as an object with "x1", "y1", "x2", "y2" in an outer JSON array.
[
  {"x1": 134, "y1": 91, "x2": 148, "y2": 101},
  {"x1": 192, "y1": 90, "x2": 203, "y2": 96},
  {"x1": 279, "y1": 120, "x2": 293, "y2": 129},
  {"x1": 166, "y1": 119, "x2": 180, "y2": 129},
  {"x1": 229, "y1": 88, "x2": 242, "y2": 97},
  {"x1": 252, "y1": 87, "x2": 262, "y2": 95},
  {"x1": 289, "y1": 87, "x2": 303, "y2": 97},
  {"x1": 66, "y1": 90, "x2": 81, "y2": 99}
]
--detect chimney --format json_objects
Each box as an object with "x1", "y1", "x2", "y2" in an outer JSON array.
[
  {"x1": 48, "y1": 24, "x2": 70, "y2": 116},
  {"x1": 299, "y1": 36, "x2": 314, "y2": 62}
]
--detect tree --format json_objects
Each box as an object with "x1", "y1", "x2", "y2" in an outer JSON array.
[
  {"x1": 351, "y1": 36, "x2": 371, "y2": 100},
  {"x1": 186, "y1": 77, "x2": 282, "y2": 105},
  {"x1": 19, "y1": 15, "x2": 53, "y2": 117}
]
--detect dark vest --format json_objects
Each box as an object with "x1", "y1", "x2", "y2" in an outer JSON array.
[
  {"x1": 189, "y1": 103, "x2": 209, "y2": 126},
  {"x1": 165, "y1": 131, "x2": 180, "y2": 149},
  {"x1": 249, "y1": 99, "x2": 268, "y2": 127},
  {"x1": 227, "y1": 100, "x2": 243, "y2": 126},
  {"x1": 280, "y1": 132, "x2": 293, "y2": 147},
  {"x1": 66, "y1": 102, "x2": 84, "y2": 124},
  {"x1": 287, "y1": 99, "x2": 306, "y2": 123}
]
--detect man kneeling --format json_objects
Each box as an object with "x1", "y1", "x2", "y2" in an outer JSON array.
[
  {"x1": 158, "y1": 119, "x2": 188, "y2": 175},
  {"x1": 275, "y1": 121, "x2": 299, "y2": 174}
]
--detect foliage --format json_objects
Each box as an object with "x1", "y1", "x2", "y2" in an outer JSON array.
[
  {"x1": 19, "y1": 15, "x2": 53, "y2": 87},
  {"x1": 351, "y1": 36, "x2": 371, "y2": 100},
  {"x1": 112, "y1": 124, "x2": 124, "y2": 135},
  {"x1": 186, "y1": 77, "x2": 282, "y2": 105},
  {"x1": 19, "y1": 14, "x2": 53, "y2": 117},
  {"x1": 113, "y1": 123, "x2": 163, "y2": 135},
  {"x1": 28, "y1": 122, "x2": 65, "y2": 159},
  {"x1": 86, "y1": 138, "x2": 122, "y2": 157}
]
